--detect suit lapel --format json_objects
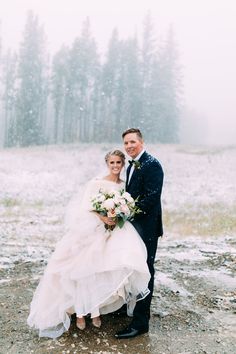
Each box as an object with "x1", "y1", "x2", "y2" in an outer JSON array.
[{"x1": 126, "y1": 152, "x2": 148, "y2": 188}]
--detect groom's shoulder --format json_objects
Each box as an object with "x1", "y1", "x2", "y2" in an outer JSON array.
[{"x1": 142, "y1": 152, "x2": 162, "y2": 168}]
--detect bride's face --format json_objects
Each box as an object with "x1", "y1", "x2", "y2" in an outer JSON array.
[{"x1": 107, "y1": 155, "x2": 124, "y2": 175}]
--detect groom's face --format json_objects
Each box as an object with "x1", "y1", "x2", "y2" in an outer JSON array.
[{"x1": 123, "y1": 133, "x2": 144, "y2": 159}]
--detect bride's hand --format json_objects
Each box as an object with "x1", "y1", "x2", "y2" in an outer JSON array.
[{"x1": 98, "y1": 215, "x2": 116, "y2": 226}]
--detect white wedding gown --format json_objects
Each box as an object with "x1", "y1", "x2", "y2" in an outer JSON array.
[{"x1": 27, "y1": 179, "x2": 150, "y2": 338}]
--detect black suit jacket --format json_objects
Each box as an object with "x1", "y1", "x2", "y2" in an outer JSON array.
[{"x1": 126, "y1": 151, "x2": 164, "y2": 242}]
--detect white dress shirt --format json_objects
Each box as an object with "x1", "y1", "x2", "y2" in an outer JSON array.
[{"x1": 127, "y1": 149, "x2": 145, "y2": 184}]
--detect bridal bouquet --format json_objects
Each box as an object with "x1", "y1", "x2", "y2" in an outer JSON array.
[{"x1": 91, "y1": 189, "x2": 141, "y2": 231}]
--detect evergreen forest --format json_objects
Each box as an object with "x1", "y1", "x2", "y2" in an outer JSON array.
[{"x1": 0, "y1": 11, "x2": 182, "y2": 147}]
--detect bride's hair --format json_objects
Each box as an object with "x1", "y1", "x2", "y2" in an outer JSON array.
[{"x1": 105, "y1": 150, "x2": 125, "y2": 165}]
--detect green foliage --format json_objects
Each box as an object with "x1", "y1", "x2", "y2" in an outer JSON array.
[
  {"x1": 164, "y1": 203, "x2": 236, "y2": 236},
  {"x1": 117, "y1": 217, "x2": 125, "y2": 228},
  {"x1": 1, "y1": 198, "x2": 21, "y2": 207}
]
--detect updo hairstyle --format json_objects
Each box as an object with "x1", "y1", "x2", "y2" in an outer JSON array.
[{"x1": 105, "y1": 150, "x2": 125, "y2": 166}]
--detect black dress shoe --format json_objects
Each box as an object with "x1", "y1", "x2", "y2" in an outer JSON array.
[{"x1": 115, "y1": 326, "x2": 148, "y2": 339}]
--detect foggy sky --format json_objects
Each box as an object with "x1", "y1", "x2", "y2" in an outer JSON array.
[{"x1": 1, "y1": 0, "x2": 236, "y2": 145}]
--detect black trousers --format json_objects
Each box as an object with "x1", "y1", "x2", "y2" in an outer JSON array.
[{"x1": 131, "y1": 237, "x2": 159, "y2": 330}]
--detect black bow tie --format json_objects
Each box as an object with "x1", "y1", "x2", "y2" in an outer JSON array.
[
  {"x1": 128, "y1": 160, "x2": 136, "y2": 165},
  {"x1": 128, "y1": 160, "x2": 141, "y2": 169}
]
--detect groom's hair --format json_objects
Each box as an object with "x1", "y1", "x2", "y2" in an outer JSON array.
[{"x1": 122, "y1": 128, "x2": 143, "y2": 140}]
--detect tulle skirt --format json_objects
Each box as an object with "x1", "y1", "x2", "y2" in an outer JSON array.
[{"x1": 27, "y1": 216, "x2": 150, "y2": 338}]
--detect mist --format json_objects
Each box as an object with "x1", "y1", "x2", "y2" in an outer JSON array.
[
  {"x1": 1, "y1": 2, "x2": 236, "y2": 351},
  {"x1": 0, "y1": 0, "x2": 236, "y2": 145}
]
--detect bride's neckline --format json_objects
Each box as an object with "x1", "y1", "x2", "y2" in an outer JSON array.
[{"x1": 101, "y1": 178, "x2": 124, "y2": 185}]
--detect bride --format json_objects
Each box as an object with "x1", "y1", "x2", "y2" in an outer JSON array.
[{"x1": 27, "y1": 150, "x2": 150, "y2": 338}]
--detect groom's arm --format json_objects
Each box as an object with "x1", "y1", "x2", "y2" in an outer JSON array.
[{"x1": 136, "y1": 162, "x2": 163, "y2": 214}]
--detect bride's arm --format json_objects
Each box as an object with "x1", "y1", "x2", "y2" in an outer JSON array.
[{"x1": 81, "y1": 180, "x2": 117, "y2": 226}]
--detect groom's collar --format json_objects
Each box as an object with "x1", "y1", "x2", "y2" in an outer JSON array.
[{"x1": 133, "y1": 149, "x2": 145, "y2": 161}]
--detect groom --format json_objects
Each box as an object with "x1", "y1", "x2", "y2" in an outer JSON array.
[{"x1": 115, "y1": 128, "x2": 164, "y2": 339}]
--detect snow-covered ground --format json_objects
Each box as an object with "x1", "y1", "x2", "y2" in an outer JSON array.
[
  {"x1": 0, "y1": 143, "x2": 236, "y2": 353},
  {"x1": 1, "y1": 143, "x2": 236, "y2": 207},
  {"x1": 1, "y1": 143, "x2": 235, "y2": 266}
]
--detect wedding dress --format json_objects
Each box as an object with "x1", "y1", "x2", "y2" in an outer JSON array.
[{"x1": 27, "y1": 178, "x2": 150, "y2": 338}]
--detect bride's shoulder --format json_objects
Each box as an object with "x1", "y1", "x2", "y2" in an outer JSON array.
[
  {"x1": 86, "y1": 177, "x2": 110, "y2": 188},
  {"x1": 86, "y1": 178, "x2": 125, "y2": 192},
  {"x1": 82, "y1": 178, "x2": 103, "y2": 197},
  {"x1": 86, "y1": 177, "x2": 102, "y2": 187}
]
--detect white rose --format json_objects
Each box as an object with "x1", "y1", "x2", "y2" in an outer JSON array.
[
  {"x1": 123, "y1": 192, "x2": 134, "y2": 203},
  {"x1": 102, "y1": 198, "x2": 115, "y2": 210},
  {"x1": 119, "y1": 197, "x2": 126, "y2": 205},
  {"x1": 114, "y1": 196, "x2": 126, "y2": 205},
  {"x1": 113, "y1": 196, "x2": 121, "y2": 204},
  {"x1": 113, "y1": 191, "x2": 120, "y2": 198},
  {"x1": 98, "y1": 194, "x2": 106, "y2": 202}
]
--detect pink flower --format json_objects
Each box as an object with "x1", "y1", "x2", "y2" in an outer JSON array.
[
  {"x1": 120, "y1": 204, "x2": 130, "y2": 216},
  {"x1": 107, "y1": 209, "x2": 116, "y2": 218}
]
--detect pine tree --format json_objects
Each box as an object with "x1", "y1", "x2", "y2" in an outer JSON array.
[
  {"x1": 101, "y1": 28, "x2": 122, "y2": 141},
  {"x1": 141, "y1": 13, "x2": 158, "y2": 139},
  {"x1": 107, "y1": 36, "x2": 143, "y2": 138},
  {"x1": 0, "y1": 24, "x2": 3, "y2": 147},
  {"x1": 1, "y1": 50, "x2": 18, "y2": 147},
  {"x1": 67, "y1": 17, "x2": 100, "y2": 142},
  {"x1": 90, "y1": 69, "x2": 102, "y2": 142},
  {"x1": 15, "y1": 11, "x2": 47, "y2": 146},
  {"x1": 51, "y1": 45, "x2": 69, "y2": 143},
  {"x1": 157, "y1": 25, "x2": 181, "y2": 142}
]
